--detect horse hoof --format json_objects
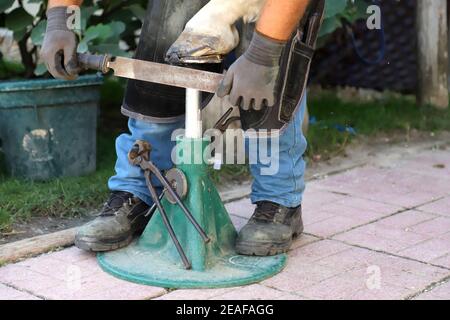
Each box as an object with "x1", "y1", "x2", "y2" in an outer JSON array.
[{"x1": 166, "y1": 32, "x2": 225, "y2": 64}]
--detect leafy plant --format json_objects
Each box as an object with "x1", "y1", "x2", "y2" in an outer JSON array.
[
  {"x1": 0, "y1": 0, "x2": 369, "y2": 79},
  {"x1": 319, "y1": 0, "x2": 370, "y2": 40},
  {"x1": 0, "y1": 0, "x2": 146, "y2": 78}
]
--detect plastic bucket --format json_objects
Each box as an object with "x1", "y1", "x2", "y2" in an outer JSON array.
[{"x1": 0, "y1": 74, "x2": 103, "y2": 180}]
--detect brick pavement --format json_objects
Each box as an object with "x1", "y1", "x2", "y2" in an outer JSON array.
[{"x1": 1, "y1": 149, "x2": 449, "y2": 300}]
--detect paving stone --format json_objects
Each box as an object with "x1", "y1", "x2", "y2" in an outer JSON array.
[
  {"x1": 2, "y1": 275, "x2": 61, "y2": 295},
  {"x1": 85, "y1": 282, "x2": 167, "y2": 300},
  {"x1": 338, "y1": 231, "x2": 408, "y2": 253},
  {"x1": 35, "y1": 278, "x2": 117, "y2": 300},
  {"x1": 156, "y1": 288, "x2": 236, "y2": 300},
  {"x1": 288, "y1": 240, "x2": 352, "y2": 264},
  {"x1": 261, "y1": 241, "x2": 350, "y2": 292},
  {"x1": 0, "y1": 264, "x2": 60, "y2": 293},
  {"x1": 212, "y1": 284, "x2": 285, "y2": 300},
  {"x1": 395, "y1": 173, "x2": 450, "y2": 195},
  {"x1": 262, "y1": 262, "x2": 341, "y2": 292},
  {"x1": 70, "y1": 256, "x2": 105, "y2": 277},
  {"x1": 418, "y1": 197, "x2": 450, "y2": 217},
  {"x1": 368, "y1": 190, "x2": 443, "y2": 209},
  {"x1": 321, "y1": 197, "x2": 400, "y2": 219},
  {"x1": 398, "y1": 238, "x2": 450, "y2": 264},
  {"x1": 347, "y1": 285, "x2": 412, "y2": 300},
  {"x1": 34, "y1": 269, "x2": 166, "y2": 300},
  {"x1": 314, "y1": 246, "x2": 377, "y2": 272},
  {"x1": 300, "y1": 252, "x2": 447, "y2": 299},
  {"x1": 273, "y1": 292, "x2": 308, "y2": 300},
  {"x1": 306, "y1": 215, "x2": 366, "y2": 238},
  {"x1": 334, "y1": 211, "x2": 434, "y2": 254},
  {"x1": 301, "y1": 190, "x2": 348, "y2": 212},
  {"x1": 15, "y1": 255, "x2": 80, "y2": 281},
  {"x1": 0, "y1": 283, "x2": 41, "y2": 300},
  {"x1": 431, "y1": 254, "x2": 450, "y2": 269},
  {"x1": 0, "y1": 264, "x2": 41, "y2": 283},
  {"x1": 302, "y1": 209, "x2": 335, "y2": 226},
  {"x1": 229, "y1": 214, "x2": 248, "y2": 232},
  {"x1": 376, "y1": 210, "x2": 436, "y2": 229},
  {"x1": 315, "y1": 165, "x2": 448, "y2": 209},
  {"x1": 303, "y1": 194, "x2": 400, "y2": 237},
  {"x1": 264, "y1": 238, "x2": 449, "y2": 299},
  {"x1": 290, "y1": 234, "x2": 320, "y2": 250},
  {"x1": 299, "y1": 271, "x2": 369, "y2": 300},
  {"x1": 225, "y1": 198, "x2": 255, "y2": 219},
  {"x1": 413, "y1": 280, "x2": 450, "y2": 300},
  {"x1": 0, "y1": 249, "x2": 166, "y2": 300},
  {"x1": 49, "y1": 247, "x2": 95, "y2": 263},
  {"x1": 409, "y1": 216, "x2": 450, "y2": 236},
  {"x1": 369, "y1": 222, "x2": 438, "y2": 247},
  {"x1": 316, "y1": 167, "x2": 407, "y2": 197},
  {"x1": 386, "y1": 255, "x2": 449, "y2": 280}
]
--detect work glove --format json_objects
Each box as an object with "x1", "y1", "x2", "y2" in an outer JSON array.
[
  {"x1": 216, "y1": 31, "x2": 286, "y2": 111},
  {"x1": 40, "y1": 6, "x2": 79, "y2": 80}
]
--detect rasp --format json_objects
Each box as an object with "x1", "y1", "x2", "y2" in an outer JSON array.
[{"x1": 77, "y1": 53, "x2": 223, "y2": 93}]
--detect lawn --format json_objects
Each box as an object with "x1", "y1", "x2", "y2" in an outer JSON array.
[
  {"x1": 306, "y1": 92, "x2": 450, "y2": 160},
  {"x1": 0, "y1": 133, "x2": 116, "y2": 230},
  {"x1": 1, "y1": 85, "x2": 450, "y2": 231}
]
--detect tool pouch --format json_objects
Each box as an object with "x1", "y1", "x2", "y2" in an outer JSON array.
[
  {"x1": 122, "y1": 0, "x2": 222, "y2": 122},
  {"x1": 239, "y1": 0, "x2": 325, "y2": 132}
]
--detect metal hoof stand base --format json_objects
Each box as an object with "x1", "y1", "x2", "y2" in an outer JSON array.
[
  {"x1": 97, "y1": 243, "x2": 287, "y2": 289},
  {"x1": 98, "y1": 137, "x2": 287, "y2": 289}
]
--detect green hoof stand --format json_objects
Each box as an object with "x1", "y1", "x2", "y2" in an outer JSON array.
[{"x1": 98, "y1": 137, "x2": 287, "y2": 288}]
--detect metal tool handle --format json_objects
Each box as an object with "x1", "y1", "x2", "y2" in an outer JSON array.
[
  {"x1": 144, "y1": 171, "x2": 191, "y2": 270},
  {"x1": 77, "y1": 53, "x2": 110, "y2": 73}
]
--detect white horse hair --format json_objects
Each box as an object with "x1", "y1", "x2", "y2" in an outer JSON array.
[{"x1": 168, "y1": 0, "x2": 266, "y2": 59}]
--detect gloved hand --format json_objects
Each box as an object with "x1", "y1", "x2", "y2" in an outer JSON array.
[
  {"x1": 216, "y1": 31, "x2": 286, "y2": 111},
  {"x1": 40, "y1": 6, "x2": 79, "y2": 80}
]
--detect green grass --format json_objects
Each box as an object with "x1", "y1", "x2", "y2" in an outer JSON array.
[
  {"x1": 209, "y1": 164, "x2": 250, "y2": 184},
  {"x1": 1, "y1": 89, "x2": 450, "y2": 231},
  {"x1": 305, "y1": 93, "x2": 450, "y2": 159},
  {"x1": 0, "y1": 133, "x2": 116, "y2": 231}
]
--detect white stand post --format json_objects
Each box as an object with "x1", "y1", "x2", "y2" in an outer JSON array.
[{"x1": 185, "y1": 89, "x2": 202, "y2": 138}]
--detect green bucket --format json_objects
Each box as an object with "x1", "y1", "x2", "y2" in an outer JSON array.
[{"x1": 0, "y1": 74, "x2": 103, "y2": 180}]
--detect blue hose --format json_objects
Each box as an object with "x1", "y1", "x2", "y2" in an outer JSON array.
[{"x1": 341, "y1": 0, "x2": 386, "y2": 65}]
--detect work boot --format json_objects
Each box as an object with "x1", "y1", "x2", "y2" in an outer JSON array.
[
  {"x1": 75, "y1": 191, "x2": 151, "y2": 252},
  {"x1": 236, "y1": 201, "x2": 303, "y2": 256}
]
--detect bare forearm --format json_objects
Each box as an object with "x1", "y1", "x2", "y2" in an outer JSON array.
[
  {"x1": 256, "y1": 0, "x2": 309, "y2": 41},
  {"x1": 48, "y1": 0, "x2": 83, "y2": 9}
]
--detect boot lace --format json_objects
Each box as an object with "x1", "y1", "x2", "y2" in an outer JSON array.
[
  {"x1": 99, "y1": 192, "x2": 133, "y2": 217},
  {"x1": 252, "y1": 201, "x2": 280, "y2": 222}
]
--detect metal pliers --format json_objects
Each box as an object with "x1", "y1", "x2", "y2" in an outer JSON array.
[{"x1": 128, "y1": 140, "x2": 210, "y2": 269}]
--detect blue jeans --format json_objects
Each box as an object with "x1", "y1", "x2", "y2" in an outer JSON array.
[{"x1": 109, "y1": 97, "x2": 307, "y2": 208}]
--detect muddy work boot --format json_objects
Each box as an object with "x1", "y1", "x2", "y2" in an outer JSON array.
[
  {"x1": 75, "y1": 191, "x2": 151, "y2": 252},
  {"x1": 236, "y1": 201, "x2": 303, "y2": 256}
]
